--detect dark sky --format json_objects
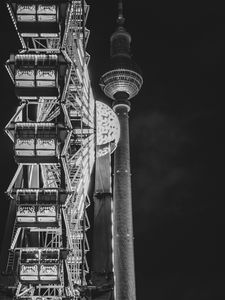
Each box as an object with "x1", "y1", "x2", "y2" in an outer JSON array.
[{"x1": 0, "y1": 1, "x2": 224, "y2": 299}]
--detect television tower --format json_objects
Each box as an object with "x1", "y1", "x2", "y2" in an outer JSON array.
[{"x1": 100, "y1": 1, "x2": 143, "y2": 299}]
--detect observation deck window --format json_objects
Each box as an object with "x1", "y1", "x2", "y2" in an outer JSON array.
[
  {"x1": 6, "y1": 54, "x2": 68, "y2": 98},
  {"x1": 17, "y1": 204, "x2": 58, "y2": 224},
  {"x1": 16, "y1": 5, "x2": 57, "y2": 23},
  {"x1": 19, "y1": 249, "x2": 60, "y2": 282},
  {"x1": 15, "y1": 67, "x2": 57, "y2": 88},
  {"x1": 8, "y1": 1, "x2": 71, "y2": 37},
  {"x1": 21, "y1": 250, "x2": 39, "y2": 263},
  {"x1": 20, "y1": 249, "x2": 60, "y2": 262},
  {"x1": 14, "y1": 123, "x2": 60, "y2": 163},
  {"x1": 13, "y1": 189, "x2": 68, "y2": 226},
  {"x1": 41, "y1": 250, "x2": 59, "y2": 262},
  {"x1": 13, "y1": 189, "x2": 68, "y2": 205}
]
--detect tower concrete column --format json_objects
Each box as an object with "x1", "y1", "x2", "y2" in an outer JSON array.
[
  {"x1": 113, "y1": 101, "x2": 136, "y2": 300},
  {"x1": 99, "y1": 1, "x2": 143, "y2": 298}
]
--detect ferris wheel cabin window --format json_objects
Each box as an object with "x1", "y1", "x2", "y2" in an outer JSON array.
[{"x1": 16, "y1": 4, "x2": 57, "y2": 23}]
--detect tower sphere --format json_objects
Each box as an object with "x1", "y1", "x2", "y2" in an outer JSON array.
[{"x1": 100, "y1": 66, "x2": 143, "y2": 101}]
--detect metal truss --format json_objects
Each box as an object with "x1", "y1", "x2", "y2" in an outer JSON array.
[{"x1": 4, "y1": 1, "x2": 95, "y2": 299}]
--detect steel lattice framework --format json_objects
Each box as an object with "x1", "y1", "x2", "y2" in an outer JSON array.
[{"x1": 3, "y1": 1, "x2": 95, "y2": 299}]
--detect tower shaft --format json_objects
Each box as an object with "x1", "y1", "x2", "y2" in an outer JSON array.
[{"x1": 113, "y1": 102, "x2": 136, "y2": 300}]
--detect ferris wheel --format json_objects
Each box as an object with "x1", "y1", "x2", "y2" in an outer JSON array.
[{"x1": 1, "y1": 1, "x2": 120, "y2": 299}]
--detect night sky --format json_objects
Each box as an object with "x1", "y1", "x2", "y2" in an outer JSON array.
[{"x1": 0, "y1": 1, "x2": 224, "y2": 299}]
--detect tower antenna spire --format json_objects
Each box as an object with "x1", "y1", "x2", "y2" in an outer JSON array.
[{"x1": 117, "y1": 0, "x2": 125, "y2": 25}]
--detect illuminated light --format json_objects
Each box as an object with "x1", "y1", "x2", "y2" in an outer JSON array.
[
  {"x1": 17, "y1": 5, "x2": 35, "y2": 15},
  {"x1": 36, "y1": 69, "x2": 56, "y2": 80},
  {"x1": 40, "y1": 264, "x2": 58, "y2": 276},
  {"x1": 16, "y1": 4, "x2": 57, "y2": 23},
  {"x1": 20, "y1": 264, "x2": 38, "y2": 280},
  {"x1": 15, "y1": 53, "x2": 58, "y2": 62},
  {"x1": 37, "y1": 4, "x2": 56, "y2": 15},
  {"x1": 37, "y1": 205, "x2": 56, "y2": 216},
  {"x1": 21, "y1": 33, "x2": 39, "y2": 37},
  {"x1": 38, "y1": 15, "x2": 56, "y2": 22},
  {"x1": 37, "y1": 5, "x2": 57, "y2": 14},
  {"x1": 36, "y1": 81, "x2": 56, "y2": 87},
  {"x1": 96, "y1": 101, "x2": 120, "y2": 156},
  {"x1": 41, "y1": 96, "x2": 57, "y2": 100},
  {"x1": 17, "y1": 15, "x2": 36, "y2": 22},
  {"x1": 20, "y1": 96, "x2": 38, "y2": 100},
  {"x1": 16, "y1": 69, "x2": 35, "y2": 80},
  {"x1": 40, "y1": 33, "x2": 58, "y2": 38},
  {"x1": 17, "y1": 206, "x2": 36, "y2": 223}
]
